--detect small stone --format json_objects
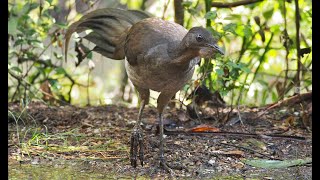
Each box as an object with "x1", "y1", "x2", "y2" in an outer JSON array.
[{"x1": 208, "y1": 159, "x2": 215, "y2": 165}]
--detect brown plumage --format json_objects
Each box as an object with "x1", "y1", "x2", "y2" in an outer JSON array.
[{"x1": 65, "y1": 8, "x2": 224, "y2": 173}]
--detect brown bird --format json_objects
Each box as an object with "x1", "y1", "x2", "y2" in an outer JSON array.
[{"x1": 65, "y1": 8, "x2": 224, "y2": 173}]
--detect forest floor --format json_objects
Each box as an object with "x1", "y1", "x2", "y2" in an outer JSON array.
[{"x1": 8, "y1": 93, "x2": 312, "y2": 179}]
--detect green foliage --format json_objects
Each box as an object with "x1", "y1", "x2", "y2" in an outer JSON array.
[
  {"x1": 8, "y1": 0, "x2": 72, "y2": 104},
  {"x1": 193, "y1": 0, "x2": 312, "y2": 106},
  {"x1": 8, "y1": 0, "x2": 312, "y2": 107},
  {"x1": 205, "y1": 11, "x2": 217, "y2": 20}
]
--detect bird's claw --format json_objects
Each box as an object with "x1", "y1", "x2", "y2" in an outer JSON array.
[
  {"x1": 130, "y1": 126, "x2": 144, "y2": 168},
  {"x1": 160, "y1": 157, "x2": 175, "y2": 175}
]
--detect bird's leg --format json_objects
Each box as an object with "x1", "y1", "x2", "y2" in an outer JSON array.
[
  {"x1": 155, "y1": 92, "x2": 176, "y2": 174},
  {"x1": 130, "y1": 100, "x2": 145, "y2": 167},
  {"x1": 130, "y1": 88, "x2": 149, "y2": 168},
  {"x1": 158, "y1": 112, "x2": 176, "y2": 175}
]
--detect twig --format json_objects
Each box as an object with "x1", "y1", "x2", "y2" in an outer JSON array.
[
  {"x1": 219, "y1": 142, "x2": 282, "y2": 160},
  {"x1": 164, "y1": 130, "x2": 306, "y2": 141},
  {"x1": 236, "y1": 105, "x2": 243, "y2": 125},
  {"x1": 162, "y1": 0, "x2": 171, "y2": 19},
  {"x1": 23, "y1": 40, "x2": 53, "y2": 78},
  {"x1": 250, "y1": 33, "x2": 274, "y2": 86},
  {"x1": 211, "y1": 0, "x2": 264, "y2": 8},
  {"x1": 9, "y1": 70, "x2": 68, "y2": 105},
  {"x1": 257, "y1": 91, "x2": 312, "y2": 117},
  {"x1": 294, "y1": 0, "x2": 301, "y2": 94},
  {"x1": 282, "y1": 0, "x2": 289, "y2": 100},
  {"x1": 237, "y1": 33, "x2": 274, "y2": 104},
  {"x1": 87, "y1": 70, "x2": 92, "y2": 105}
]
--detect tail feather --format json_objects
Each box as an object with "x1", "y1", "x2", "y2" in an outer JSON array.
[{"x1": 65, "y1": 8, "x2": 151, "y2": 62}]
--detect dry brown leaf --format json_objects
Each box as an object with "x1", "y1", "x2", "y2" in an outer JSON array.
[
  {"x1": 189, "y1": 124, "x2": 220, "y2": 132},
  {"x1": 211, "y1": 150, "x2": 244, "y2": 157}
]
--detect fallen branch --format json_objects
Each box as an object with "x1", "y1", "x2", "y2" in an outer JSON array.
[
  {"x1": 219, "y1": 142, "x2": 281, "y2": 160},
  {"x1": 211, "y1": 0, "x2": 264, "y2": 8},
  {"x1": 257, "y1": 91, "x2": 312, "y2": 117},
  {"x1": 164, "y1": 130, "x2": 306, "y2": 141}
]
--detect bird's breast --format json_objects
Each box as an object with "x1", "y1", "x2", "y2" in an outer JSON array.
[{"x1": 125, "y1": 60, "x2": 195, "y2": 92}]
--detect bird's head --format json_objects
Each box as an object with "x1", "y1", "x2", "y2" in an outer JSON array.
[{"x1": 183, "y1": 27, "x2": 224, "y2": 58}]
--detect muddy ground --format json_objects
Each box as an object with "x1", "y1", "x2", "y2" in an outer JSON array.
[{"x1": 8, "y1": 97, "x2": 312, "y2": 179}]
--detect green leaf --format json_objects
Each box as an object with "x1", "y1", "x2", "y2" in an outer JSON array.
[
  {"x1": 223, "y1": 23, "x2": 237, "y2": 35},
  {"x1": 53, "y1": 52, "x2": 63, "y2": 60},
  {"x1": 46, "y1": 0, "x2": 53, "y2": 5},
  {"x1": 263, "y1": 8, "x2": 274, "y2": 20},
  {"x1": 223, "y1": 14, "x2": 241, "y2": 21},
  {"x1": 205, "y1": 11, "x2": 217, "y2": 20},
  {"x1": 55, "y1": 22, "x2": 68, "y2": 29},
  {"x1": 207, "y1": 27, "x2": 222, "y2": 39},
  {"x1": 215, "y1": 68, "x2": 224, "y2": 76},
  {"x1": 8, "y1": 17, "x2": 18, "y2": 35},
  {"x1": 87, "y1": 51, "x2": 93, "y2": 59},
  {"x1": 243, "y1": 158, "x2": 312, "y2": 169},
  {"x1": 31, "y1": 41, "x2": 44, "y2": 49},
  {"x1": 238, "y1": 63, "x2": 251, "y2": 73},
  {"x1": 29, "y1": 3, "x2": 39, "y2": 11},
  {"x1": 241, "y1": 66, "x2": 251, "y2": 73},
  {"x1": 183, "y1": 84, "x2": 190, "y2": 91},
  {"x1": 55, "y1": 67, "x2": 66, "y2": 75},
  {"x1": 10, "y1": 66, "x2": 22, "y2": 73},
  {"x1": 182, "y1": 1, "x2": 193, "y2": 7},
  {"x1": 48, "y1": 79, "x2": 60, "y2": 91},
  {"x1": 243, "y1": 25, "x2": 252, "y2": 38},
  {"x1": 227, "y1": 61, "x2": 238, "y2": 68},
  {"x1": 187, "y1": 8, "x2": 197, "y2": 15},
  {"x1": 21, "y1": 2, "x2": 39, "y2": 15},
  {"x1": 14, "y1": 39, "x2": 26, "y2": 47},
  {"x1": 272, "y1": 91, "x2": 278, "y2": 102}
]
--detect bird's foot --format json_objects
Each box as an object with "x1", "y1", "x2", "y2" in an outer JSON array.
[
  {"x1": 130, "y1": 125, "x2": 144, "y2": 168},
  {"x1": 149, "y1": 156, "x2": 188, "y2": 176},
  {"x1": 159, "y1": 157, "x2": 175, "y2": 175}
]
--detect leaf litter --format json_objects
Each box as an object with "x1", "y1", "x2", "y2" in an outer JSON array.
[{"x1": 8, "y1": 99, "x2": 312, "y2": 179}]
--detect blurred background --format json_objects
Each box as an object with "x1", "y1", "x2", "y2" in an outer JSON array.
[{"x1": 8, "y1": 0, "x2": 312, "y2": 108}]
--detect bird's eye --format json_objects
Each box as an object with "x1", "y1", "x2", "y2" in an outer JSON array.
[{"x1": 196, "y1": 34, "x2": 203, "y2": 42}]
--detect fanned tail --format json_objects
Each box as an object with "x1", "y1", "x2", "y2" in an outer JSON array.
[{"x1": 65, "y1": 8, "x2": 150, "y2": 62}]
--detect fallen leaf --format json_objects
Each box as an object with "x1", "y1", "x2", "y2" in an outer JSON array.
[
  {"x1": 246, "y1": 138, "x2": 267, "y2": 150},
  {"x1": 189, "y1": 124, "x2": 220, "y2": 132},
  {"x1": 211, "y1": 150, "x2": 244, "y2": 157},
  {"x1": 243, "y1": 157, "x2": 312, "y2": 169}
]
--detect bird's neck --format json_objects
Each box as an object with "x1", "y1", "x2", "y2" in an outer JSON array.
[{"x1": 168, "y1": 41, "x2": 199, "y2": 65}]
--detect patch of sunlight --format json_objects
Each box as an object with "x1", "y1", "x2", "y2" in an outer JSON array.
[
  {"x1": 268, "y1": 49, "x2": 278, "y2": 57},
  {"x1": 275, "y1": 55, "x2": 284, "y2": 63},
  {"x1": 28, "y1": 9, "x2": 40, "y2": 23},
  {"x1": 263, "y1": 63, "x2": 270, "y2": 70},
  {"x1": 256, "y1": 40, "x2": 263, "y2": 47},
  {"x1": 248, "y1": 83, "x2": 261, "y2": 97},
  {"x1": 131, "y1": 94, "x2": 139, "y2": 107},
  {"x1": 71, "y1": 86, "x2": 80, "y2": 99},
  {"x1": 259, "y1": 48, "x2": 264, "y2": 55},
  {"x1": 40, "y1": 54, "x2": 50, "y2": 61},
  {"x1": 233, "y1": 6, "x2": 248, "y2": 15},
  {"x1": 66, "y1": 0, "x2": 78, "y2": 22},
  {"x1": 93, "y1": 76, "x2": 104, "y2": 90},
  {"x1": 103, "y1": 94, "x2": 113, "y2": 105},
  {"x1": 271, "y1": 11, "x2": 284, "y2": 25},
  {"x1": 147, "y1": 1, "x2": 168, "y2": 19}
]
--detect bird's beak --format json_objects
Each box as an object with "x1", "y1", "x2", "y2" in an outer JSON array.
[{"x1": 206, "y1": 43, "x2": 224, "y2": 55}]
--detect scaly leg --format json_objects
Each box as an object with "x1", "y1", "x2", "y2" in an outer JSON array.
[
  {"x1": 130, "y1": 87, "x2": 149, "y2": 168},
  {"x1": 156, "y1": 92, "x2": 176, "y2": 174}
]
